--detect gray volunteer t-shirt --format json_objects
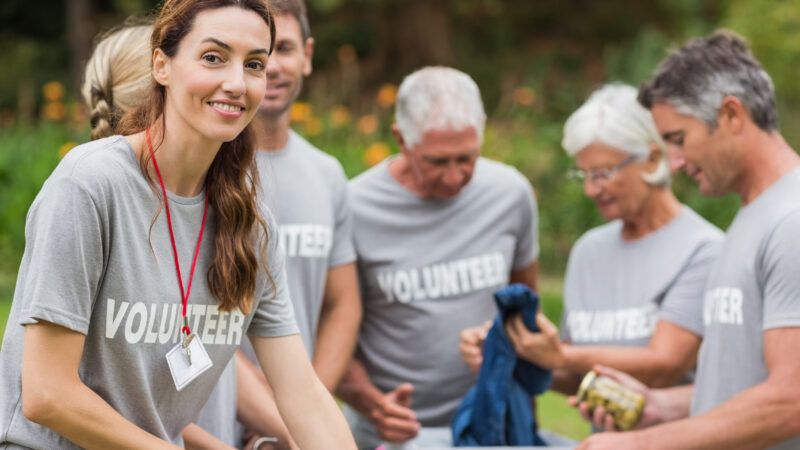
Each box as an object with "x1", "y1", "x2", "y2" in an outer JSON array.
[
  {"x1": 198, "y1": 130, "x2": 355, "y2": 443},
  {"x1": 0, "y1": 136, "x2": 297, "y2": 450},
  {"x1": 256, "y1": 130, "x2": 356, "y2": 353},
  {"x1": 194, "y1": 359, "x2": 238, "y2": 447},
  {"x1": 350, "y1": 156, "x2": 540, "y2": 426},
  {"x1": 561, "y1": 207, "x2": 722, "y2": 347},
  {"x1": 691, "y1": 169, "x2": 800, "y2": 450}
]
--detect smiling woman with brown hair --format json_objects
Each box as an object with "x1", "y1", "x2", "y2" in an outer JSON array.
[{"x1": 0, "y1": 1, "x2": 355, "y2": 449}]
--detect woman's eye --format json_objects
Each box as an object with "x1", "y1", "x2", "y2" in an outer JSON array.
[
  {"x1": 247, "y1": 60, "x2": 266, "y2": 71},
  {"x1": 203, "y1": 54, "x2": 222, "y2": 64}
]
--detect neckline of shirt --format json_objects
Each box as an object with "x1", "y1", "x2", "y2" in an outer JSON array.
[
  {"x1": 117, "y1": 135, "x2": 207, "y2": 206},
  {"x1": 614, "y1": 205, "x2": 688, "y2": 247},
  {"x1": 378, "y1": 155, "x2": 480, "y2": 205},
  {"x1": 257, "y1": 129, "x2": 297, "y2": 160}
]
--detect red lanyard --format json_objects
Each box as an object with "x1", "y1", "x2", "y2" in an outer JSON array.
[{"x1": 146, "y1": 128, "x2": 209, "y2": 337}]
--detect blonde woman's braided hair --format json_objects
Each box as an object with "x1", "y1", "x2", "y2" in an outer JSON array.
[{"x1": 82, "y1": 24, "x2": 153, "y2": 139}]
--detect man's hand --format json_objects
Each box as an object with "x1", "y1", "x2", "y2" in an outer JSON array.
[
  {"x1": 569, "y1": 365, "x2": 666, "y2": 431},
  {"x1": 459, "y1": 321, "x2": 491, "y2": 373},
  {"x1": 505, "y1": 312, "x2": 565, "y2": 369},
  {"x1": 369, "y1": 383, "x2": 420, "y2": 443}
]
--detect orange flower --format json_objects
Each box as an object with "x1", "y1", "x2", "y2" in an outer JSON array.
[
  {"x1": 329, "y1": 105, "x2": 352, "y2": 128},
  {"x1": 363, "y1": 142, "x2": 391, "y2": 167},
  {"x1": 42, "y1": 102, "x2": 66, "y2": 121},
  {"x1": 42, "y1": 81, "x2": 65, "y2": 102},
  {"x1": 290, "y1": 102, "x2": 312, "y2": 123},
  {"x1": 58, "y1": 141, "x2": 77, "y2": 158},
  {"x1": 357, "y1": 114, "x2": 379, "y2": 135},
  {"x1": 512, "y1": 86, "x2": 536, "y2": 107},
  {"x1": 376, "y1": 84, "x2": 397, "y2": 109}
]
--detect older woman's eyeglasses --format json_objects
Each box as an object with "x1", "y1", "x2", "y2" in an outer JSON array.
[{"x1": 567, "y1": 156, "x2": 638, "y2": 185}]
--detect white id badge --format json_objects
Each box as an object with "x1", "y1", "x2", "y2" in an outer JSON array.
[{"x1": 165, "y1": 335, "x2": 213, "y2": 391}]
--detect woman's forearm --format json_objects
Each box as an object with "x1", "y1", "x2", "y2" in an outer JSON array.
[
  {"x1": 22, "y1": 322, "x2": 182, "y2": 450},
  {"x1": 24, "y1": 371, "x2": 181, "y2": 450},
  {"x1": 234, "y1": 352, "x2": 297, "y2": 447},
  {"x1": 182, "y1": 423, "x2": 236, "y2": 450},
  {"x1": 252, "y1": 334, "x2": 356, "y2": 449}
]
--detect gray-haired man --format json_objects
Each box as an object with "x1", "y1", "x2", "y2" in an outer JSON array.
[
  {"x1": 337, "y1": 66, "x2": 541, "y2": 448},
  {"x1": 578, "y1": 30, "x2": 800, "y2": 450}
]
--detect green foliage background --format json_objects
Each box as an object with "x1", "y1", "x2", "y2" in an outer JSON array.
[{"x1": 0, "y1": 0, "x2": 798, "y2": 439}]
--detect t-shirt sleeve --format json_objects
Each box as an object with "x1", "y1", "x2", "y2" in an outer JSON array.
[
  {"x1": 658, "y1": 239, "x2": 721, "y2": 337},
  {"x1": 559, "y1": 308, "x2": 572, "y2": 342},
  {"x1": 512, "y1": 176, "x2": 540, "y2": 270},
  {"x1": 328, "y1": 165, "x2": 356, "y2": 268},
  {"x1": 761, "y1": 210, "x2": 800, "y2": 330},
  {"x1": 248, "y1": 213, "x2": 300, "y2": 338},
  {"x1": 17, "y1": 177, "x2": 105, "y2": 334}
]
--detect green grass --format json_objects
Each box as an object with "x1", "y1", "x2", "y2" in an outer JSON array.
[
  {"x1": 538, "y1": 390, "x2": 591, "y2": 440},
  {"x1": 537, "y1": 274, "x2": 590, "y2": 441},
  {"x1": 539, "y1": 273, "x2": 564, "y2": 325}
]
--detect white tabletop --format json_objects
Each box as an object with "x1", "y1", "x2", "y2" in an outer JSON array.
[{"x1": 377, "y1": 427, "x2": 575, "y2": 449}]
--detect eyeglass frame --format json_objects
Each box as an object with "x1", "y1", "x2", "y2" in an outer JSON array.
[{"x1": 566, "y1": 155, "x2": 640, "y2": 185}]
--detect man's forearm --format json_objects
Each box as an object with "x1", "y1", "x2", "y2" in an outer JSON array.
[
  {"x1": 313, "y1": 299, "x2": 361, "y2": 391},
  {"x1": 638, "y1": 381, "x2": 798, "y2": 449},
  {"x1": 647, "y1": 385, "x2": 692, "y2": 426},
  {"x1": 563, "y1": 345, "x2": 686, "y2": 388},
  {"x1": 315, "y1": 263, "x2": 362, "y2": 391},
  {"x1": 562, "y1": 322, "x2": 700, "y2": 388}
]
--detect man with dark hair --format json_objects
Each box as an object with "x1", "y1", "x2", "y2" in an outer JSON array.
[
  {"x1": 250, "y1": 0, "x2": 360, "y2": 392},
  {"x1": 195, "y1": 1, "x2": 361, "y2": 448},
  {"x1": 578, "y1": 30, "x2": 800, "y2": 450}
]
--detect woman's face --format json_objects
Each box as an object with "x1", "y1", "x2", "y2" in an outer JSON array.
[
  {"x1": 154, "y1": 6, "x2": 271, "y2": 144},
  {"x1": 575, "y1": 142, "x2": 653, "y2": 222}
]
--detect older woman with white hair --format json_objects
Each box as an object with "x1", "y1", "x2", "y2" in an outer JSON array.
[{"x1": 460, "y1": 83, "x2": 723, "y2": 396}]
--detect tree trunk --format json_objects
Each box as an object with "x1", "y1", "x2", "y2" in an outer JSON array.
[
  {"x1": 359, "y1": 0, "x2": 454, "y2": 89},
  {"x1": 393, "y1": 0, "x2": 453, "y2": 70},
  {"x1": 66, "y1": 0, "x2": 94, "y2": 93}
]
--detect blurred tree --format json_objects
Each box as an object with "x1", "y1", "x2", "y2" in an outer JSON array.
[
  {"x1": 723, "y1": 0, "x2": 800, "y2": 144},
  {"x1": 67, "y1": 0, "x2": 94, "y2": 93},
  {"x1": 2, "y1": 0, "x2": 792, "y2": 275}
]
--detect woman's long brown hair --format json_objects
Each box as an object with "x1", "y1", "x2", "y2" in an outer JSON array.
[{"x1": 118, "y1": 0, "x2": 276, "y2": 313}]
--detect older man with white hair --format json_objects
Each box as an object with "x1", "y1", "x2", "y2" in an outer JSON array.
[{"x1": 337, "y1": 66, "x2": 541, "y2": 448}]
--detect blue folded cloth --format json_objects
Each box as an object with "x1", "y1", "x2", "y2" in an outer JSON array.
[{"x1": 452, "y1": 283, "x2": 552, "y2": 446}]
